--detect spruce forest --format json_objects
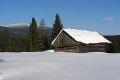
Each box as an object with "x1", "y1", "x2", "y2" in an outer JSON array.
[{"x1": 0, "y1": 13, "x2": 120, "y2": 53}]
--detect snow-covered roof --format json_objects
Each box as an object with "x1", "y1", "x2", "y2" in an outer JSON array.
[{"x1": 52, "y1": 29, "x2": 111, "y2": 45}]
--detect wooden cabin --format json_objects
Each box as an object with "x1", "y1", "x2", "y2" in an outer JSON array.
[{"x1": 51, "y1": 29, "x2": 111, "y2": 53}]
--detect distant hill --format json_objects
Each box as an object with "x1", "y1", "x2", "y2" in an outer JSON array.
[
  {"x1": 0, "y1": 24, "x2": 53, "y2": 37},
  {"x1": 0, "y1": 26, "x2": 14, "y2": 35}
]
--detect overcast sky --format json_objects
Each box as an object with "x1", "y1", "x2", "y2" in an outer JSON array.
[{"x1": 0, "y1": 0, "x2": 120, "y2": 35}]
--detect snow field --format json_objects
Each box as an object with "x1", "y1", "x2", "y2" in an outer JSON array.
[{"x1": 0, "y1": 52, "x2": 120, "y2": 80}]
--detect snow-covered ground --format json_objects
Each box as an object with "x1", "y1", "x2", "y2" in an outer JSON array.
[{"x1": 0, "y1": 52, "x2": 120, "y2": 80}]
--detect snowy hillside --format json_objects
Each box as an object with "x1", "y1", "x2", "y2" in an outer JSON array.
[
  {"x1": 0, "y1": 24, "x2": 53, "y2": 37},
  {"x1": 0, "y1": 52, "x2": 120, "y2": 80},
  {"x1": 6, "y1": 23, "x2": 30, "y2": 28}
]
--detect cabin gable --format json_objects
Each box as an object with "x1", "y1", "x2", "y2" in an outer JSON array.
[{"x1": 52, "y1": 30, "x2": 78, "y2": 47}]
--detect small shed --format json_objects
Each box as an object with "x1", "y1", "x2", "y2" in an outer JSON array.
[{"x1": 51, "y1": 29, "x2": 111, "y2": 53}]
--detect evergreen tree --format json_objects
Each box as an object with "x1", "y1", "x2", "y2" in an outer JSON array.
[
  {"x1": 0, "y1": 28, "x2": 28, "y2": 52},
  {"x1": 0, "y1": 28, "x2": 8, "y2": 52},
  {"x1": 40, "y1": 19, "x2": 45, "y2": 28},
  {"x1": 51, "y1": 13, "x2": 63, "y2": 40},
  {"x1": 28, "y1": 17, "x2": 44, "y2": 52},
  {"x1": 40, "y1": 19, "x2": 46, "y2": 34},
  {"x1": 105, "y1": 36, "x2": 120, "y2": 53},
  {"x1": 39, "y1": 19, "x2": 49, "y2": 50}
]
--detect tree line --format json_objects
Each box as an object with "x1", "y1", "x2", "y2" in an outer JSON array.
[
  {"x1": 105, "y1": 35, "x2": 120, "y2": 53},
  {"x1": 0, "y1": 13, "x2": 63, "y2": 52},
  {"x1": 0, "y1": 13, "x2": 120, "y2": 53}
]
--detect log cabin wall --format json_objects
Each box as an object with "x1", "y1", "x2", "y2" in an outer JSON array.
[
  {"x1": 57, "y1": 45, "x2": 79, "y2": 53},
  {"x1": 56, "y1": 43, "x2": 107, "y2": 53},
  {"x1": 78, "y1": 44, "x2": 106, "y2": 53}
]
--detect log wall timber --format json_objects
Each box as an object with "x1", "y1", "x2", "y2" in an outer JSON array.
[
  {"x1": 56, "y1": 43, "x2": 107, "y2": 53},
  {"x1": 57, "y1": 46, "x2": 79, "y2": 53},
  {"x1": 79, "y1": 44, "x2": 106, "y2": 53}
]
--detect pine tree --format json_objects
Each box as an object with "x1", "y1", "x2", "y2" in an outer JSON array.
[
  {"x1": 39, "y1": 19, "x2": 49, "y2": 50},
  {"x1": 40, "y1": 19, "x2": 45, "y2": 28},
  {"x1": 51, "y1": 13, "x2": 63, "y2": 40},
  {"x1": 1, "y1": 28, "x2": 8, "y2": 52},
  {"x1": 28, "y1": 17, "x2": 44, "y2": 52}
]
